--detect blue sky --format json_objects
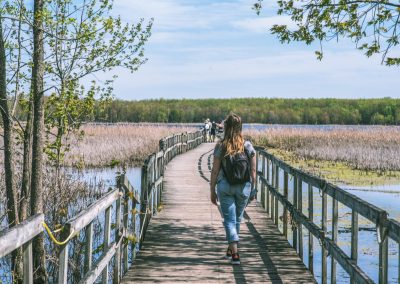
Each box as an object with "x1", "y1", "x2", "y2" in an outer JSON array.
[{"x1": 104, "y1": 0, "x2": 399, "y2": 100}]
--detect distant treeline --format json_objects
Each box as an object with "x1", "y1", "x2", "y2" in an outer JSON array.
[{"x1": 94, "y1": 98, "x2": 400, "y2": 125}]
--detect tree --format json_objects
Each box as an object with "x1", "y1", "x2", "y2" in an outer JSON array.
[
  {"x1": 43, "y1": 0, "x2": 152, "y2": 169},
  {"x1": 253, "y1": 0, "x2": 400, "y2": 65},
  {"x1": 0, "y1": 0, "x2": 152, "y2": 281},
  {"x1": 30, "y1": 0, "x2": 47, "y2": 280}
]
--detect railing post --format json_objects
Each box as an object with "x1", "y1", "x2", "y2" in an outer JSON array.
[
  {"x1": 102, "y1": 205, "x2": 111, "y2": 284},
  {"x1": 308, "y1": 184, "x2": 314, "y2": 274},
  {"x1": 293, "y1": 175, "x2": 298, "y2": 251},
  {"x1": 298, "y1": 178, "x2": 303, "y2": 260},
  {"x1": 350, "y1": 209, "x2": 358, "y2": 284},
  {"x1": 132, "y1": 200, "x2": 137, "y2": 260},
  {"x1": 331, "y1": 197, "x2": 338, "y2": 284},
  {"x1": 84, "y1": 222, "x2": 93, "y2": 274},
  {"x1": 113, "y1": 191, "x2": 122, "y2": 284},
  {"x1": 270, "y1": 162, "x2": 275, "y2": 221},
  {"x1": 397, "y1": 243, "x2": 400, "y2": 282},
  {"x1": 123, "y1": 186, "x2": 129, "y2": 274},
  {"x1": 378, "y1": 225, "x2": 388, "y2": 284},
  {"x1": 274, "y1": 164, "x2": 279, "y2": 225},
  {"x1": 255, "y1": 150, "x2": 259, "y2": 193},
  {"x1": 322, "y1": 188, "x2": 328, "y2": 284},
  {"x1": 261, "y1": 155, "x2": 266, "y2": 209},
  {"x1": 140, "y1": 163, "x2": 147, "y2": 246},
  {"x1": 22, "y1": 241, "x2": 33, "y2": 284},
  {"x1": 266, "y1": 158, "x2": 270, "y2": 214},
  {"x1": 58, "y1": 224, "x2": 71, "y2": 284},
  {"x1": 283, "y1": 172, "x2": 289, "y2": 238}
]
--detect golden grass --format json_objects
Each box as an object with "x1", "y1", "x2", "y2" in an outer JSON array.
[
  {"x1": 245, "y1": 126, "x2": 400, "y2": 185},
  {"x1": 65, "y1": 124, "x2": 196, "y2": 168}
]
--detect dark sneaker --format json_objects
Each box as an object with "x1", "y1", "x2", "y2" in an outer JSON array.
[
  {"x1": 225, "y1": 247, "x2": 232, "y2": 259},
  {"x1": 231, "y1": 253, "x2": 240, "y2": 265}
]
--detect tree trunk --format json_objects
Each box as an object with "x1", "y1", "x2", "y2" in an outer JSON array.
[
  {"x1": 30, "y1": 0, "x2": 47, "y2": 281},
  {"x1": 0, "y1": 11, "x2": 23, "y2": 282},
  {"x1": 20, "y1": 97, "x2": 33, "y2": 220}
]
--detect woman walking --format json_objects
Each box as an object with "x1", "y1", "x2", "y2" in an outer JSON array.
[{"x1": 210, "y1": 113, "x2": 256, "y2": 265}]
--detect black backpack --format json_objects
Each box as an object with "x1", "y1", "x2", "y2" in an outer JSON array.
[{"x1": 221, "y1": 147, "x2": 250, "y2": 185}]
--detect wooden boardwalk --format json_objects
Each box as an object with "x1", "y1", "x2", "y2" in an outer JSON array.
[{"x1": 122, "y1": 143, "x2": 316, "y2": 283}]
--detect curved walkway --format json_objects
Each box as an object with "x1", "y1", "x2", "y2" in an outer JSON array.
[{"x1": 122, "y1": 143, "x2": 316, "y2": 283}]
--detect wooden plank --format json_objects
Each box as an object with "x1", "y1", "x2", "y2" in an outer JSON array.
[
  {"x1": 80, "y1": 242, "x2": 117, "y2": 284},
  {"x1": 324, "y1": 239, "x2": 374, "y2": 284},
  {"x1": 120, "y1": 174, "x2": 140, "y2": 204},
  {"x1": 122, "y1": 143, "x2": 315, "y2": 284},
  {"x1": 67, "y1": 189, "x2": 119, "y2": 233},
  {"x1": 387, "y1": 218, "x2": 400, "y2": 243},
  {"x1": 0, "y1": 214, "x2": 44, "y2": 257}
]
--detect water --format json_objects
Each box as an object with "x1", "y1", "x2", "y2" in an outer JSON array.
[{"x1": 77, "y1": 167, "x2": 142, "y2": 190}]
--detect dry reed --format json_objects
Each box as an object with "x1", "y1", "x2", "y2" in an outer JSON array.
[
  {"x1": 65, "y1": 124, "x2": 196, "y2": 168},
  {"x1": 246, "y1": 126, "x2": 400, "y2": 171}
]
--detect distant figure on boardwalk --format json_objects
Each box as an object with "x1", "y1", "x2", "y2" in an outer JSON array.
[
  {"x1": 209, "y1": 113, "x2": 256, "y2": 265},
  {"x1": 210, "y1": 121, "x2": 217, "y2": 142},
  {"x1": 203, "y1": 119, "x2": 210, "y2": 142}
]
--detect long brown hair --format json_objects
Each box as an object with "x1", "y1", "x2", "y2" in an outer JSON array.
[{"x1": 221, "y1": 113, "x2": 244, "y2": 156}]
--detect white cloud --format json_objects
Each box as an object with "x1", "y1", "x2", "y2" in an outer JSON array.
[
  {"x1": 98, "y1": 49, "x2": 398, "y2": 99},
  {"x1": 232, "y1": 16, "x2": 297, "y2": 33},
  {"x1": 98, "y1": 1, "x2": 400, "y2": 100}
]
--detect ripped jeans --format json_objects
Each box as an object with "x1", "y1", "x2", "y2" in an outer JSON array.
[{"x1": 217, "y1": 179, "x2": 251, "y2": 243}]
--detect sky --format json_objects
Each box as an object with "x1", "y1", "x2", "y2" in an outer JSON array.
[{"x1": 101, "y1": 0, "x2": 399, "y2": 100}]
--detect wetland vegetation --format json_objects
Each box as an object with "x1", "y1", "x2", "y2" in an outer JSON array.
[{"x1": 245, "y1": 126, "x2": 400, "y2": 186}]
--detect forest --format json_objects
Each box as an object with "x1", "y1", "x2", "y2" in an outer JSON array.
[{"x1": 95, "y1": 97, "x2": 400, "y2": 125}]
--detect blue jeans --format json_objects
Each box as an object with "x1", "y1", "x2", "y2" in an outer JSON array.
[{"x1": 217, "y1": 179, "x2": 251, "y2": 243}]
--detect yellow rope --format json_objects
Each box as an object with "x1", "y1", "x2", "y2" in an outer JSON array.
[{"x1": 42, "y1": 222, "x2": 75, "y2": 246}]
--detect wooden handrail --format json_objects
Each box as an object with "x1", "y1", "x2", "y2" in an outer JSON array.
[
  {"x1": 0, "y1": 129, "x2": 205, "y2": 284},
  {"x1": 255, "y1": 146, "x2": 399, "y2": 284}
]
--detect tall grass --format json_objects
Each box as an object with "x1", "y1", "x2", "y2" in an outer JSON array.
[
  {"x1": 65, "y1": 124, "x2": 196, "y2": 168},
  {"x1": 246, "y1": 126, "x2": 400, "y2": 171}
]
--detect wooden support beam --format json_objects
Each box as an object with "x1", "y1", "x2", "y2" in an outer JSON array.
[{"x1": 308, "y1": 184, "x2": 314, "y2": 274}]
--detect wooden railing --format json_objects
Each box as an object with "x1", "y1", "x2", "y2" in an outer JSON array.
[
  {"x1": 0, "y1": 129, "x2": 204, "y2": 284},
  {"x1": 140, "y1": 130, "x2": 204, "y2": 242},
  {"x1": 255, "y1": 146, "x2": 400, "y2": 284}
]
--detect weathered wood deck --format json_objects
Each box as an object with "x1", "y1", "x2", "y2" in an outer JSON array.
[{"x1": 122, "y1": 143, "x2": 316, "y2": 283}]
